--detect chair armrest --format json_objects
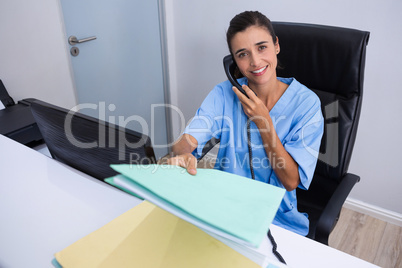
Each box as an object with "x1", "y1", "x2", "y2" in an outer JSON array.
[
  {"x1": 198, "y1": 138, "x2": 220, "y2": 161},
  {"x1": 314, "y1": 173, "x2": 360, "y2": 244}
]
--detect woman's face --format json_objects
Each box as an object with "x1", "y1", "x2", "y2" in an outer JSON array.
[{"x1": 230, "y1": 26, "x2": 279, "y2": 88}]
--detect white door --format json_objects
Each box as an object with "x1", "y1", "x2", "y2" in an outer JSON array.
[{"x1": 60, "y1": 0, "x2": 168, "y2": 159}]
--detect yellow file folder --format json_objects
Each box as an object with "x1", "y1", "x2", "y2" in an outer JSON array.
[{"x1": 54, "y1": 201, "x2": 261, "y2": 268}]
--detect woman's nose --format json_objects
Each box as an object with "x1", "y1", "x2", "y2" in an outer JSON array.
[{"x1": 250, "y1": 53, "x2": 260, "y2": 67}]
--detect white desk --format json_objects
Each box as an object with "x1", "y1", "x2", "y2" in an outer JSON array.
[{"x1": 0, "y1": 135, "x2": 377, "y2": 268}]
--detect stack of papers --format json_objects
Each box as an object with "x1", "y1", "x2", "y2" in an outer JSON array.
[
  {"x1": 54, "y1": 201, "x2": 266, "y2": 268},
  {"x1": 107, "y1": 164, "x2": 285, "y2": 248},
  {"x1": 53, "y1": 164, "x2": 286, "y2": 267}
]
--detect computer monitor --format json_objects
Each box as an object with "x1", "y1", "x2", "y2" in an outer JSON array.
[{"x1": 30, "y1": 99, "x2": 156, "y2": 180}]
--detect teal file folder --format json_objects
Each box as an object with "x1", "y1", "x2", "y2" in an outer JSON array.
[{"x1": 106, "y1": 164, "x2": 285, "y2": 248}]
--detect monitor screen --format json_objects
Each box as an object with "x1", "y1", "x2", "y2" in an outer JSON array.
[{"x1": 30, "y1": 100, "x2": 156, "y2": 180}]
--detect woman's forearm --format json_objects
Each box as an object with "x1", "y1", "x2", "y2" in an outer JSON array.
[
  {"x1": 256, "y1": 118, "x2": 300, "y2": 191},
  {"x1": 172, "y1": 134, "x2": 198, "y2": 156}
]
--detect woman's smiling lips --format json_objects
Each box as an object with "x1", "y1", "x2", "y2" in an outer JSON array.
[{"x1": 251, "y1": 66, "x2": 268, "y2": 76}]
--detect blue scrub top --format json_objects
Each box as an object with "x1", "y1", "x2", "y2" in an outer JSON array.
[{"x1": 184, "y1": 77, "x2": 324, "y2": 236}]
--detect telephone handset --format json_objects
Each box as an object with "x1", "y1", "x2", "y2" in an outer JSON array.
[
  {"x1": 223, "y1": 55, "x2": 256, "y2": 98},
  {"x1": 223, "y1": 55, "x2": 247, "y2": 96}
]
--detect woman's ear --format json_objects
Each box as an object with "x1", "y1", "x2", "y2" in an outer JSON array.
[{"x1": 275, "y1": 36, "x2": 280, "y2": 54}]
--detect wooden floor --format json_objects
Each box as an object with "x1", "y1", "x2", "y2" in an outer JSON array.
[{"x1": 329, "y1": 208, "x2": 402, "y2": 268}]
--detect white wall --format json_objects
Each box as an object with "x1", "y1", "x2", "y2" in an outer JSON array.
[
  {"x1": 0, "y1": 0, "x2": 76, "y2": 109},
  {"x1": 165, "y1": 0, "x2": 402, "y2": 215}
]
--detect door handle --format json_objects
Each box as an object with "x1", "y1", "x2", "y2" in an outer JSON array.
[{"x1": 68, "y1": 35, "x2": 97, "y2": 45}]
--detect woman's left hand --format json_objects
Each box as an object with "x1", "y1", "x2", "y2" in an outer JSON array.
[
  {"x1": 232, "y1": 84, "x2": 300, "y2": 191},
  {"x1": 232, "y1": 85, "x2": 271, "y2": 129}
]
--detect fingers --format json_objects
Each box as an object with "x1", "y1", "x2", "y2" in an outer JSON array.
[
  {"x1": 166, "y1": 153, "x2": 197, "y2": 175},
  {"x1": 232, "y1": 85, "x2": 256, "y2": 101},
  {"x1": 232, "y1": 85, "x2": 270, "y2": 123},
  {"x1": 232, "y1": 86, "x2": 248, "y2": 103},
  {"x1": 241, "y1": 85, "x2": 257, "y2": 99},
  {"x1": 185, "y1": 154, "x2": 197, "y2": 175}
]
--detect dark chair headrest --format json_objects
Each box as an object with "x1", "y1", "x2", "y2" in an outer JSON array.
[{"x1": 273, "y1": 22, "x2": 369, "y2": 99}]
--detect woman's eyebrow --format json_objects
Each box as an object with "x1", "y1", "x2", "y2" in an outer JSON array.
[
  {"x1": 234, "y1": 48, "x2": 246, "y2": 55},
  {"x1": 234, "y1": 41, "x2": 270, "y2": 55},
  {"x1": 255, "y1": 41, "x2": 269, "y2": 46}
]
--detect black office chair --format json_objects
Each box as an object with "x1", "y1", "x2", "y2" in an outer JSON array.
[
  {"x1": 273, "y1": 22, "x2": 369, "y2": 245},
  {"x1": 199, "y1": 22, "x2": 369, "y2": 245},
  {"x1": 30, "y1": 100, "x2": 156, "y2": 180}
]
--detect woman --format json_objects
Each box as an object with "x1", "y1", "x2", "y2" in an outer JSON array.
[{"x1": 167, "y1": 11, "x2": 324, "y2": 236}]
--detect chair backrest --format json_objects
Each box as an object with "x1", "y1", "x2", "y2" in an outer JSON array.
[
  {"x1": 31, "y1": 100, "x2": 156, "y2": 180},
  {"x1": 273, "y1": 22, "x2": 369, "y2": 182}
]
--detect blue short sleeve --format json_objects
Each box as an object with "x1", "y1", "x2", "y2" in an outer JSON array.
[{"x1": 284, "y1": 100, "x2": 323, "y2": 190}]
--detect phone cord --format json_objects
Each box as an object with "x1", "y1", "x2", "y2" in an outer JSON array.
[{"x1": 247, "y1": 120, "x2": 287, "y2": 265}]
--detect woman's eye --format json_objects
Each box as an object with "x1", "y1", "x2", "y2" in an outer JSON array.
[
  {"x1": 258, "y1": 46, "x2": 267, "y2": 51},
  {"x1": 238, "y1": 52, "x2": 247, "y2": 58}
]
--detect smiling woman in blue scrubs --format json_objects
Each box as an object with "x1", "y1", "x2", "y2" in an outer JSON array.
[{"x1": 167, "y1": 11, "x2": 324, "y2": 236}]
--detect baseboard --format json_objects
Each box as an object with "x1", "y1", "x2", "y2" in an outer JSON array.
[{"x1": 344, "y1": 198, "x2": 402, "y2": 227}]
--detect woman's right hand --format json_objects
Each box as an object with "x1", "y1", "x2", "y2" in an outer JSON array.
[
  {"x1": 166, "y1": 153, "x2": 198, "y2": 175},
  {"x1": 163, "y1": 134, "x2": 198, "y2": 175}
]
